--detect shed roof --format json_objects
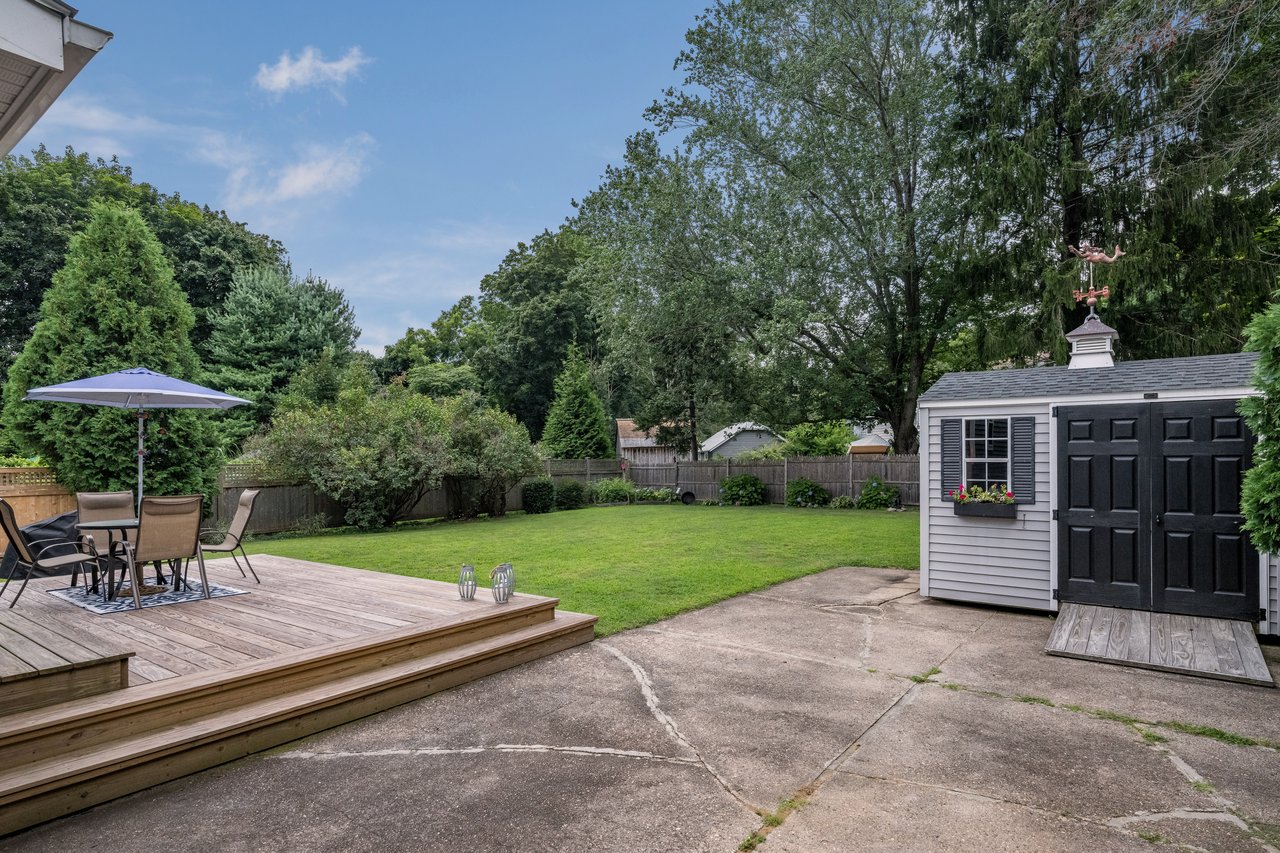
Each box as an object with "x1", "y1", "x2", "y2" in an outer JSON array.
[
  {"x1": 700, "y1": 421, "x2": 779, "y2": 454},
  {"x1": 919, "y1": 352, "x2": 1260, "y2": 403}
]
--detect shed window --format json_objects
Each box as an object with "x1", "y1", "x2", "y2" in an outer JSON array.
[{"x1": 963, "y1": 418, "x2": 1009, "y2": 490}]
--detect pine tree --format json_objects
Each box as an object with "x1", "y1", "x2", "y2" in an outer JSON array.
[
  {"x1": 539, "y1": 345, "x2": 613, "y2": 459},
  {"x1": 1241, "y1": 297, "x2": 1280, "y2": 553},
  {"x1": 2, "y1": 203, "x2": 222, "y2": 498}
]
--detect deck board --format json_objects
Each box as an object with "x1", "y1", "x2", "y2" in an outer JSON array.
[
  {"x1": 1046, "y1": 602, "x2": 1274, "y2": 687},
  {"x1": 4, "y1": 555, "x2": 561, "y2": 689}
]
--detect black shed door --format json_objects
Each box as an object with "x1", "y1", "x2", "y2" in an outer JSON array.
[{"x1": 1057, "y1": 400, "x2": 1259, "y2": 620}]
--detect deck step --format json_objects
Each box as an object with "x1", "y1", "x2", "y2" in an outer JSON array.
[{"x1": 0, "y1": 606, "x2": 596, "y2": 835}]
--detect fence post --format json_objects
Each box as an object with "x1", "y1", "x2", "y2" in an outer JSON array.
[
  {"x1": 848, "y1": 452, "x2": 854, "y2": 499},
  {"x1": 783, "y1": 457, "x2": 788, "y2": 489}
]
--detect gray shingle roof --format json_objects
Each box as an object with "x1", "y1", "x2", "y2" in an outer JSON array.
[{"x1": 920, "y1": 352, "x2": 1260, "y2": 403}]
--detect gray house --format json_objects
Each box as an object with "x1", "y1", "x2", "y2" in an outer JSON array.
[
  {"x1": 700, "y1": 422, "x2": 781, "y2": 459},
  {"x1": 917, "y1": 315, "x2": 1278, "y2": 652}
]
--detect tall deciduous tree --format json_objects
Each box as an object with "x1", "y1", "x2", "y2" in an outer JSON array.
[
  {"x1": 540, "y1": 344, "x2": 614, "y2": 459},
  {"x1": 2, "y1": 204, "x2": 222, "y2": 497},
  {"x1": 469, "y1": 228, "x2": 599, "y2": 438},
  {"x1": 1241, "y1": 296, "x2": 1280, "y2": 553},
  {"x1": 577, "y1": 134, "x2": 747, "y2": 457},
  {"x1": 205, "y1": 265, "x2": 359, "y2": 445}
]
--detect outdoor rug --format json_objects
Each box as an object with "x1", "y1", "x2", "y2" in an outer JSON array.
[{"x1": 47, "y1": 581, "x2": 248, "y2": 615}]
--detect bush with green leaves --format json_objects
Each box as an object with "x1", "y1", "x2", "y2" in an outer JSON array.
[
  {"x1": 591, "y1": 477, "x2": 635, "y2": 503},
  {"x1": 0, "y1": 454, "x2": 43, "y2": 467},
  {"x1": 786, "y1": 478, "x2": 830, "y2": 507},
  {"x1": 441, "y1": 391, "x2": 540, "y2": 517},
  {"x1": 719, "y1": 473, "x2": 766, "y2": 506},
  {"x1": 555, "y1": 479, "x2": 589, "y2": 509},
  {"x1": 247, "y1": 364, "x2": 450, "y2": 530},
  {"x1": 521, "y1": 477, "x2": 555, "y2": 514},
  {"x1": 2, "y1": 204, "x2": 222, "y2": 501},
  {"x1": 782, "y1": 421, "x2": 854, "y2": 456},
  {"x1": 734, "y1": 443, "x2": 785, "y2": 461},
  {"x1": 855, "y1": 475, "x2": 899, "y2": 510},
  {"x1": 829, "y1": 495, "x2": 857, "y2": 509},
  {"x1": 634, "y1": 486, "x2": 677, "y2": 502}
]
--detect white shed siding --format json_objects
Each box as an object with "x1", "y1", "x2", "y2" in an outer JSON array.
[
  {"x1": 1268, "y1": 555, "x2": 1279, "y2": 636},
  {"x1": 923, "y1": 402, "x2": 1054, "y2": 611}
]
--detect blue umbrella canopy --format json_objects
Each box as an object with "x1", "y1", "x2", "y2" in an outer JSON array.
[
  {"x1": 24, "y1": 367, "x2": 249, "y2": 508},
  {"x1": 24, "y1": 367, "x2": 249, "y2": 409}
]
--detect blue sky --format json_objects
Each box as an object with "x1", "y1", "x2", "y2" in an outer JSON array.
[{"x1": 18, "y1": 1, "x2": 703, "y2": 353}]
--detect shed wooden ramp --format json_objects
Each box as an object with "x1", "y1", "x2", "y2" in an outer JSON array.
[
  {"x1": 0, "y1": 556, "x2": 596, "y2": 836},
  {"x1": 1045, "y1": 602, "x2": 1273, "y2": 687}
]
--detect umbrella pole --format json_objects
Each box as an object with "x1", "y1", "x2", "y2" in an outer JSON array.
[{"x1": 136, "y1": 409, "x2": 145, "y2": 512}]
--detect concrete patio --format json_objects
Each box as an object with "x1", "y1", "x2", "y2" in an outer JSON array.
[{"x1": 4, "y1": 567, "x2": 1278, "y2": 852}]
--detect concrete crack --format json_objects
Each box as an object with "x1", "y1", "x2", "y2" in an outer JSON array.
[
  {"x1": 1106, "y1": 809, "x2": 1250, "y2": 831},
  {"x1": 269, "y1": 744, "x2": 702, "y2": 766},
  {"x1": 596, "y1": 642, "x2": 759, "y2": 813}
]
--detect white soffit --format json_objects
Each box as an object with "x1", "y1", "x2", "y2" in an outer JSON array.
[{"x1": 0, "y1": 0, "x2": 111, "y2": 156}]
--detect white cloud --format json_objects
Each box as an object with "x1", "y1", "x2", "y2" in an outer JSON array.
[
  {"x1": 254, "y1": 47, "x2": 371, "y2": 99},
  {"x1": 226, "y1": 132, "x2": 375, "y2": 211}
]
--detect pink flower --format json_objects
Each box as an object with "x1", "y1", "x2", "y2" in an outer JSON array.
[{"x1": 1006, "y1": 491, "x2": 1014, "y2": 498}]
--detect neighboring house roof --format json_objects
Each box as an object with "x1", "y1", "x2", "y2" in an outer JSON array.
[
  {"x1": 919, "y1": 352, "x2": 1260, "y2": 404},
  {"x1": 848, "y1": 435, "x2": 892, "y2": 454},
  {"x1": 700, "y1": 421, "x2": 780, "y2": 454},
  {"x1": 616, "y1": 418, "x2": 661, "y2": 449},
  {"x1": 0, "y1": 0, "x2": 112, "y2": 156}
]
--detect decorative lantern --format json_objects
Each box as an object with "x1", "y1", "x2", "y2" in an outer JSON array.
[
  {"x1": 490, "y1": 563, "x2": 513, "y2": 604},
  {"x1": 458, "y1": 564, "x2": 477, "y2": 600}
]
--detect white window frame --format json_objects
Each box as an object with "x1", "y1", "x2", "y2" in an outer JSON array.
[{"x1": 962, "y1": 416, "x2": 1011, "y2": 491}]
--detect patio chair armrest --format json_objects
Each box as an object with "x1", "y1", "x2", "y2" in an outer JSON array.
[{"x1": 34, "y1": 539, "x2": 94, "y2": 560}]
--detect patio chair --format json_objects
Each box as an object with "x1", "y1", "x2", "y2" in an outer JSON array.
[
  {"x1": 112, "y1": 495, "x2": 208, "y2": 610},
  {"x1": 0, "y1": 498, "x2": 99, "y2": 608},
  {"x1": 74, "y1": 490, "x2": 136, "y2": 591},
  {"x1": 199, "y1": 488, "x2": 260, "y2": 583}
]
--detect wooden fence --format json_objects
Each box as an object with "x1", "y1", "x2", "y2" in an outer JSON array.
[
  {"x1": 1, "y1": 459, "x2": 630, "y2": 542},
  {"x1": 627, "y1": 455, "x2": 920, "y2": 506}
]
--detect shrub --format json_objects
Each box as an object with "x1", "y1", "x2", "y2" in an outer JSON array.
[
  {"x1": 0, "y1": 454, "x2": 43, "y2": 467},
  {"x1": 591, "y1": 477, "x2": 635, "y2": 504},
  {"x1": 699, "y1": 498, "x2": 720, "y2": 506},
  {"x1": 633, "y1": 486, "x2": 676, "y2": 502},
  {"x1": 786, "y1": 478, "x2": 830, "y2": 507},
  {"x1": 555, "y1": 479, "x2": 589, "y2": 509},
  {"x1": 522, "y1": 477, "x2": 555, "y2": 514},
  {"x1": 249, "y1": 365, "x2": 451, "y2": 530},
  {"x1": 719, "y1": 473, "x2": 766, "y2": 506},
  {"x1": 855, "y1": 475, "x2": 899, "y2": 510},
  {"x1": 829, "y1": 495, "x2": 856, "y2": 509},
  {"x1": 442, "y1": 392, "x2": 540, "y2": 517},
  {"x1": 734, "y1": 443, "x2": 785, "y2": 461}
]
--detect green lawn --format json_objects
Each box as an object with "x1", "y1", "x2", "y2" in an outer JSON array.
[{"x1": 244, "y1": 504, "x2": 920, "y2": 636}]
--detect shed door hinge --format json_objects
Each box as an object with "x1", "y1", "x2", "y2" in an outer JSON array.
[
  {"x1": 1053, "y1": 589, "x2": 1061, "y2": 601},
  {"x1": 1262, "y1": 608, "x2": 1269, "y2": 623},
  {"x1": 1052, "y1": 509, "x2": 1059, "y2": 520},
  {"x1": 1051, "y1": 406, "x2": 1060, "y2": 418}
]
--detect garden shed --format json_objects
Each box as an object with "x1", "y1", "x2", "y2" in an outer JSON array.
[{"x1": 917, "y1": 315, "x2": 1279, "y2": 645}]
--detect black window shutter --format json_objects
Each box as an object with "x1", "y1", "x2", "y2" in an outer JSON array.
[
  {"x1": 940, "y1": 419, "x2": 962, "y2": 500},
  {"x1": 1011, "y1": 416, "x2": 1036, "y2": 505}
]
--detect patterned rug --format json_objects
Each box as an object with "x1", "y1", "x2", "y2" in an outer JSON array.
[{"x1": 47, "y1": 580, "x2": 248, "y2": 614}]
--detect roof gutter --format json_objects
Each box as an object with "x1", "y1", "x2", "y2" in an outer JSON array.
[{"x1": 0, "y1": 0, "x2": 112, "y2": 156}]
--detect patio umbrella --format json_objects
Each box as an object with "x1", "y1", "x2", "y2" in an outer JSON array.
[{"x1": 24, "y1": 367, "x2": 249, "y2": 509}]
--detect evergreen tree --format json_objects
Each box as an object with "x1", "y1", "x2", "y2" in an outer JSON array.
[
  {"x1": 2, "y1": 204, "x2": 222, "y2": 498},
  {"x1": 539, "y1": 345, "x2": 613, "y2": 459},
  {"x1": 1241, "y1": 296, "x2": 1280, "y2": 553},
  {"x1": 205, "y1": 265, "x2": 359, "y2": 446}
]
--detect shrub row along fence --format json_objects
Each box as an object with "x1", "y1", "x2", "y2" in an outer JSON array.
[
  {"x1": 0, "y1": 454, "x2": 915, "y2": 544},
  {"x1": 627, "y1": 455, "x2": 921, "y2": 506},
  {"x1": 0, "y1": 459, "x2": 628, "y2": 544}
]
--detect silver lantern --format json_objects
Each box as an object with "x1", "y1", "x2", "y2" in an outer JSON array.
[
  {"x1": 490, "y1": 563, "x2": 513, "y2": 603},
  {"x1": 458, "y1": 564, "x2": 477, "y2": 600}
]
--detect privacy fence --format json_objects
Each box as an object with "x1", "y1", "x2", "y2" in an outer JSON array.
[
  {"x1": 628, "y1": 455, "x2": 920, "y2": 506},
  {"x1": 0, "y1": 454, "x2": 917, "y2": 545}
]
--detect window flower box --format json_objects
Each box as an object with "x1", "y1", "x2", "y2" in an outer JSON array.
[{"x1": 953, "y1": 501, "x2": 1017, "y2": 518}]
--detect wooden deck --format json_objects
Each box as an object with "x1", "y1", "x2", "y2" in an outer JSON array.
[
  {"x1": 1045, "y1": 602, "x2": 1274, "y2": 687},
  {"x1": 0, "y1": 555, "x2": 596, "y2": 835}
]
